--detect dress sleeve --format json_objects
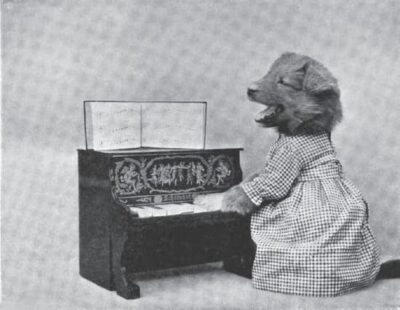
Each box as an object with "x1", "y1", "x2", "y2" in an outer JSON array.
[{"x1": 240, "y1": 143, "x2": 302, "y2": 206}]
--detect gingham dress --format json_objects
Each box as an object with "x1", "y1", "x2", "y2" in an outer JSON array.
[{"x1": 241, "y1": 132, "x2": 380, "y2": 297}]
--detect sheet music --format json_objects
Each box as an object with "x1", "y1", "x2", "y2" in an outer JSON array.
[
  {"x1": 86, "y1": 102, "x2": 142, "y2": 150},
  {"x1": 85, "y1": 101, "x2": 206, "y2": 150},
  {"x1": 142, "y1": 102, "x2": 206, "y2": 149}
]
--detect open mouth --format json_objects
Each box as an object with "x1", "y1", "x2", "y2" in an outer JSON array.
[{"x1": 254, "y1": 105, "x2": 283, "y2": 124}]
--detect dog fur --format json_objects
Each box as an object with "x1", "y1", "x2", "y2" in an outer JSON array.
[
  {"x1": 248, "y1": 52, "x2": 342, "y2": 135},
  {"x1": 219, "y1": 52, "x2": 343, "y2": 215}
]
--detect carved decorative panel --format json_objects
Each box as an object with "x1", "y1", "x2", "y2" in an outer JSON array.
[{"x1": 109, "y1": 151, "x2": 240, "y2": 207}]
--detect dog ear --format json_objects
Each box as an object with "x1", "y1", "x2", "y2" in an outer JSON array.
[{"x1": 302, "y1": 62, "x2": 340, "y2": 97}]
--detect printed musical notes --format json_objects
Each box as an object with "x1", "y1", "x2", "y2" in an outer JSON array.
[
  {"x1": 84, "y1": 101, "x2": 206, "y2": 150},
  {"x1": 142, "y1": 102, "x2": 206, "y2": 149},
  {"x1": 85, "y1": 102, "x2": 141, "y2": 150}
]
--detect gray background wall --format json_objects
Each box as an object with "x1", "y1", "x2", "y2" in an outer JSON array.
[{"x1": 2, "y1": 0, "x2": 400, "y2": 308}]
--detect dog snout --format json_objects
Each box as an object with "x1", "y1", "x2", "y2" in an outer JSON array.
[{"x1": 247, "y1": 84, "x2": 259, "y2": 97}]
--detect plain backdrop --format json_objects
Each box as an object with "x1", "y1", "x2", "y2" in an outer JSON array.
[{"x1": 2, "y1": 0, "x2": 400, "y2": 309}]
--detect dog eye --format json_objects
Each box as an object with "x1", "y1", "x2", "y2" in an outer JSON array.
[
  {"x1": 277, "y1": 77, "x2": 291, "y2": 86},
  {"x1": 277, "y1": 77, "x2": 300, "y2": 90},
  {"x1": 277, "y1": 77, "x2": 285, "y2": 84}
]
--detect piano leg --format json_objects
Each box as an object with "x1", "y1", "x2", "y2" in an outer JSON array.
[
  {"x1": 223, "y1": 253, "x2": 254, "y2": 278},
  {"x1": 114, "y1": 266, "x2": 140, "y2": 299},
  {"x1": 111, "y1": 208, "x2": 141, "y2": 299},
  {"x1": 112, "y1": 234, "x2": 141, "y2": 299},
  {"x1": 223, "y1": 216, "x2": 255, "y2": 279}
]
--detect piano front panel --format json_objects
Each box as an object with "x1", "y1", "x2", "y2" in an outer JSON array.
[{"x1": 108, "y1": 149, "x2": 242, "y2": 208}]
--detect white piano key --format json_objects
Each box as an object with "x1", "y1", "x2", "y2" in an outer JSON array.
[
  {"x1": 130, "y1": 202, "x2": 210, "y2": 218},
  {"x1": 181, "y1": 203, "x2": 208, "y2": 213},
  {"x1": 151, "y1": 208, "x2": 168, "y2": 217},
  {"x1": 129, "y1": 207, "x2": 153, "y2": 218},
  {"x1": 192, "y1": 204, "x2": 208, "y2": 213},
  {"x1": 154, "y1": 203, "x2": 189, "y2": 215}
]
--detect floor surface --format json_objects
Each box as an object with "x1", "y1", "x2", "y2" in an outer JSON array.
[{"x1": 2, "y1": 262, "x2": 400, "y2": 310}]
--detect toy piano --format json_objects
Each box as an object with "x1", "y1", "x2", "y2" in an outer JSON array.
[{"x1": 78, "y1": 101, "x2": 254, "y2": 299}]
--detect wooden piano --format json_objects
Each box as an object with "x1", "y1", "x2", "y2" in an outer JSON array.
[{"x1": 78, "y1": 147, "x2": 255, "y2": 299}]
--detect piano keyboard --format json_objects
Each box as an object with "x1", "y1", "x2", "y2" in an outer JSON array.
[{"x1": 129, "y1": 203, "x2": 209, "y2": 218}]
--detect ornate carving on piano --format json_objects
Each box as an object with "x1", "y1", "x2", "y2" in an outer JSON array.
[{"x1": 109, "y1": 153, "x2": 237, "y2": 207}]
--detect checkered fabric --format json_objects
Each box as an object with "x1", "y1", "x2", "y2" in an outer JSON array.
[{"x1": 241, "y1": 132, "x2": 381, "y2": 297}]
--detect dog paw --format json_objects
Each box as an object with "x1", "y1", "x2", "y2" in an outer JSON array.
[
  {"x1": 221, "y1": 186, "x2": 256, "y2": 215},
  {"x1": 193, "y1": 193, "x2": 224, "y2": 211},
  {"x1": 193, "y1": 194, "x2": 207, "y2": 207}
]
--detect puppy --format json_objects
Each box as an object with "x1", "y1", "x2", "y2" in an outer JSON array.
[
  {"x1": 196, "y1": 52, "x2": 342, "y2": 215},
  {"x1": 195, "y1": 52, "x2": 394, "y2": 297}
]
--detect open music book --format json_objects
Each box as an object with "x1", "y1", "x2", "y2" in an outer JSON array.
[{"x1": 84, "y1": 101, "x2": 207, "y2": 150}]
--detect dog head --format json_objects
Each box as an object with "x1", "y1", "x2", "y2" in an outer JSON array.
[{"x1": 247, "y1": 52, "x2": 342, "y2": 135}]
